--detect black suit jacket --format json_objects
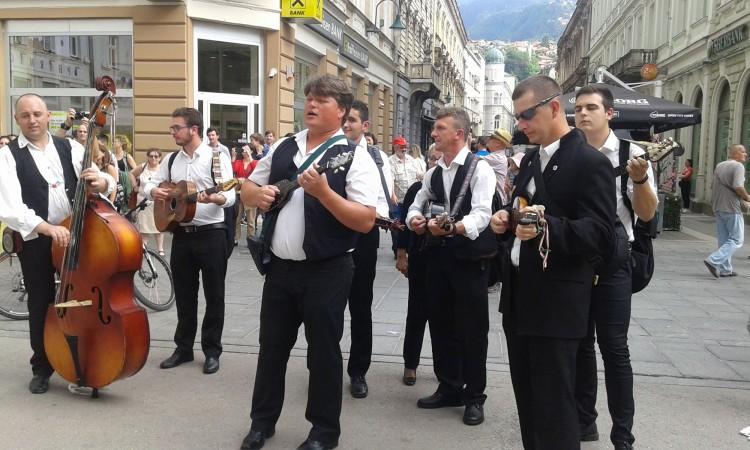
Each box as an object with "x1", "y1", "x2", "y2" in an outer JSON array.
[{"x1": 500, "y1": 128, "x2": 617, "y2": 339}]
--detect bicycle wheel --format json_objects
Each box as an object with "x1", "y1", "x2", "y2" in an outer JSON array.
[
  {"x1": 133, "y1": 248, "x2": 175, "y2": 311},
  {"x1": 0, "y1": 252, "x2": 30, "y2": 320}
]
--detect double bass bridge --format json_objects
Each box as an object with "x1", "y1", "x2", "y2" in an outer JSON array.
[{"x1": 55, "y1": 300, "x2": 93, "y2": 308}]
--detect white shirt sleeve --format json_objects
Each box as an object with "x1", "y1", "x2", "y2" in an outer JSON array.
[
  {"x1": 249, "y1": 137, "x2": 288, "y2": 186},
  {"x1": 0, "y1": 147, "x2": 45, "y2": 238},
  {"x1": 626, "y1": 145, "x2": 657, "y2": 205},
  {"x1": 345, "y1": 146, "x2": 379, "y2": 207},
  {"x1": 68, "y1": 139, "x2": 115, "y2": 196},
  {"x1": 461, "y1": 159, "x2": 496, "y2": 240}
]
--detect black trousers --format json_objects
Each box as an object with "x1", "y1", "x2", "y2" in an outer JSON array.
[
  {"x1": 170, "y1": 228, "x2": 228, "y2": 357},
  {"x1": 425, "y1": 246, "x2": 489, "y2": 404},
  {"x1": 679, "y1": 180, "x2": 691, "y2": 209},
  {"x1": 17, "y1": 236, "x2": 56, "y2": 377},
  {"x1": 347, "y1": 227, "x2": 379, "y2": 377},
  {"x1": 575, "y1": 250, "x2": 635, "y2": 445},
  {"x1": 250, "y1": 253, "x2": 354, "y2": 446},
  {"x1": 505, "y1": 315, "x2": 581, "y2": 450},
  {"x1": 403, "y1": 251, "x2": 429, "y2": 370}
]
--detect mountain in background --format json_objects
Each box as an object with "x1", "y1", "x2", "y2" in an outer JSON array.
[{"x1": 458, "y1": 0, "x2": 575, "y2": 42}]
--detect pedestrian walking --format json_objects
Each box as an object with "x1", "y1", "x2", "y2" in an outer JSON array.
[{"x1": 704, "y1": 144, "x2": 749, "y2": 278}]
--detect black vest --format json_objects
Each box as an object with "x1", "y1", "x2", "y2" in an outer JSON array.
[
  {"x1": 268, "y1": 137, "x2": 358, "y2": 261},
  {"x1": 8, "y1": 136, "x2": 77, "y2": 222},
  {"x1": 432, "y1": 152, "x2": 498, "y2": 260}
]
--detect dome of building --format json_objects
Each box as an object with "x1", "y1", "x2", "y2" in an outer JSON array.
[{"x1": 484, "y1": 47, "x2": 504, "y2": 64}]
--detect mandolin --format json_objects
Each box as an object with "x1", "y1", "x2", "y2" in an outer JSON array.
[
  {"x1": 374, "y1": 215, "x2": 405, "y2": 232},
  {"x1": 266, "y1": 151, "x2": 354, "y2": 212},
  {"x1": 614, "y1": 138, "x2": 684, "y2": 177},
  {"x1": 154, "y1": 178, "x2": 239, "y2": 232}
]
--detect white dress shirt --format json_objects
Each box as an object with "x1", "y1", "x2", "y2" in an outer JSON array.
[
  {"x1": 406, "y1": 147, "x2": 495, "y2": 240},
  {"x1": 510, "y1": 139, "x2": 560, "y2": 267},
  {"x1": 249, "y1": 129, "x2": 379, "y2": 261},
  {"x1": 600, "y1": 130, "x2": 657, "y2": 241},
  {"x1": 144, "y1": 142, "x2": 235, "y2": 226},
  {"x1": 0, "y1": 132, "x2": 115, "y2": 240},
  {"x1": 356, "y1": 136, "x2": 394, "y2": 218}
]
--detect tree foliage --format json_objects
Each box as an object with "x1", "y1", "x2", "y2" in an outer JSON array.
[{"x1": 504, "y1": 48, "x2": 540, "y2": 81}]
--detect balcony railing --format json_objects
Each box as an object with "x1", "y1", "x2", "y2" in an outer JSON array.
[
  {"x1": 409, "y1": 63, "x2": 440, "y2": 87},
  {"x1": 609, "y1": 49, "x2": 659, "y2": 83}
]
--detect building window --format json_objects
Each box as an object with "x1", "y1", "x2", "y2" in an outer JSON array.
[
  {"x1": 740, "y1": 85, "x2": 750, "y2": 190},
  {"x1": 198, "y1": 39, "x2": 259, "y2": 96},
  {"x1": 293, "y1": 57, "x2": 317, "y2": 132},
  {"x1": 690, "y1": 90, "x2": 702, "y2": 194},
  {"x1": 714, "y1": 83, "x2": 731, "y2": 168},
  {"x1": 7, "y1": 23, "x2": 134, "y2": 143},
  {"x1": 494, "y1": 114, "x2": 500, "y2": 129}
]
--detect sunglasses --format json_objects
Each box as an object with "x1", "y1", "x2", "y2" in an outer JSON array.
[
  {"x1": 148, "y1": 154, "x2": 160, "y2": 158},
  {"x1": 514, "y1": 93, "x2": 561, "y2": 121}
]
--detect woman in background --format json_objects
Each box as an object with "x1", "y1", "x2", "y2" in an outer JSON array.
[
  {"x1": 131, "y1": 148, "x2": 165, "y2": 255},
  {"x1": 678, "y1": 158, "x2": 693, "y2": 213}
]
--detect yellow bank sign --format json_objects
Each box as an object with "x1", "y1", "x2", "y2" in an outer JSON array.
[{"x1": 281, "y1": 0, "x2": 323, "y2": 22}]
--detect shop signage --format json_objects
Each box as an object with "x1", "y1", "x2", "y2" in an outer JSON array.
[
  {"x1": 281, "y1": 0, "x2": 323, "y2": 22},
  {"x1": 308, "y1": 11, "x2": 344, "y2": 46},
  {"x1": 709, "y1": 25, "x2": 747, "y2": 57},
  {"x1": 342, "y1": 34, "x2": 369, "y2": 68}
]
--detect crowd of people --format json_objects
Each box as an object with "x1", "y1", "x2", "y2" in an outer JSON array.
[{"x1": 2, "y1": 72, "x2": 746, "y2": 450}]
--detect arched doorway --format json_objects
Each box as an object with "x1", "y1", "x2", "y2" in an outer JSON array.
[
  {"x1": 714, "y1": 82, "x2": 731, "y2": 168},
  {"x1": 741, "y1": 80, "x2": 750, "y2": 190},
  {"x1": 690, "y1": 89, "x2": 702, "y2": 195}
]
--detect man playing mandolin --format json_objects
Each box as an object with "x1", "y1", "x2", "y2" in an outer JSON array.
[
  {"x1": 144, "y1": 107, "x2": 235, "y2": 376},
  {"x1": 574, "y1": 84, "x2": 657, "y2": 450},
  {"x1": 405, "y1": 107, "x2": 497, "y2": 426},
  {"x1": 0, "y1": 94, "x2": 115, "y2": 394},
  {"x1": 239, "y1": 75, "x2": 379, "y2": 450}
]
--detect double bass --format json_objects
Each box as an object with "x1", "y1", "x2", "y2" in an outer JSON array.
[{"x1": 44, "y1": 76, "x2": 149, "y2": 396}]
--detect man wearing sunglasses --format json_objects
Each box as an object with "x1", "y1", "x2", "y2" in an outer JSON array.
[{"x1": 490, "y1": 75, "x2": 616, "y2": 449}]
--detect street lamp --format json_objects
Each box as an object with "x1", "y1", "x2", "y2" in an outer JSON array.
[{"x1": 365, "y1": 0, "x2": 405, "y2": 35}]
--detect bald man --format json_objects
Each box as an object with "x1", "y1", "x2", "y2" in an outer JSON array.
[
  {"x1": 0, "y1": 94, "x2": 114, "y2": 394},
  {"x1": 704, "y1": 144, "x2": 750, "y2": 278}
]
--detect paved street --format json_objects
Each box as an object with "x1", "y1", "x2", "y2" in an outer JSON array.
[{"x1": 2, "y1": 213, "x2": 750, "y2": 449}]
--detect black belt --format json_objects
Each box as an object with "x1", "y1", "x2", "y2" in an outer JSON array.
[{"x1": 175, "y1": 223, "x2": 227, "y2": 234}]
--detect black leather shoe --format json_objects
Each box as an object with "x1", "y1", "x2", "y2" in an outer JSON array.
[
  {"x1": 296, "y1": 439, "x2": 337, "y2": 450},
  {"x1": 350, "y1": 375, "x2": 368, "y2": 398},
  {"x1": 416, "y1": 391, "x2": 462, "y2": 409},
  {"x1": 403, "y1": 368, "x2": 416, "y2": 386},
  {"x1": 28, "y1": 374, "x2": 50, "y2": 394},
  {"x1": 580, "y1": 422, "x2": 599, "y2": 441},
  {"x1": 463, "y1": 403, "x2": 484, "y2": 425},
  {"x1": 614, "y1": 442, "x2": 633, "y2": 450},
  {"x1": 240, "y1": 429, "x2": 275, "y2": 450},
  {"x1": 159, "y1": 351, "x2": 194, "y2": 369},
  {"x1": 203, "y1": 356, "x2": 220, "y2": 374}
]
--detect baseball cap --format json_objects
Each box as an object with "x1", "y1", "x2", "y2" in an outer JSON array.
[{"x1": 392, "y1": 136, "x2": 407, "y2": 146}]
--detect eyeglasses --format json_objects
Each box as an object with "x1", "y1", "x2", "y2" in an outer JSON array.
[
  {"x1": 168, "y1": 125, "x2": 190, "y2": 133},
  {"x1": 148, "y1": 154, "x2": 160, "y2": 159},
  {"x1": 514, "y1": 93, "x2": 561, "y2": 122}
]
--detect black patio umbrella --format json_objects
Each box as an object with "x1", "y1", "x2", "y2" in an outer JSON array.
[{"x1": 563, "y1": 83, "x2": 701, "y2": 133}]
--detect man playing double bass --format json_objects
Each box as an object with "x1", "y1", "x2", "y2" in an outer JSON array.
[
  {"x1": 0, "y1": 94, "x2": 114, "y2": 394},
  {"x1": 144, "y1": 107, "x2": 235, "y2": 375}
]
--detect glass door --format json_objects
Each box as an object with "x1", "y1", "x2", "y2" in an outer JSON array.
[{"x1": 197, "y1": 93, "x2": 256, "y2": 151}]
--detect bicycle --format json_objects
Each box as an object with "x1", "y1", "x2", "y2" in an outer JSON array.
[
  {"x1": 0, "y1": 249, "x2": 29, "y2": 320},
  {"x1": 126, "y1": 200, "x2": 175, "y2": 311}
]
